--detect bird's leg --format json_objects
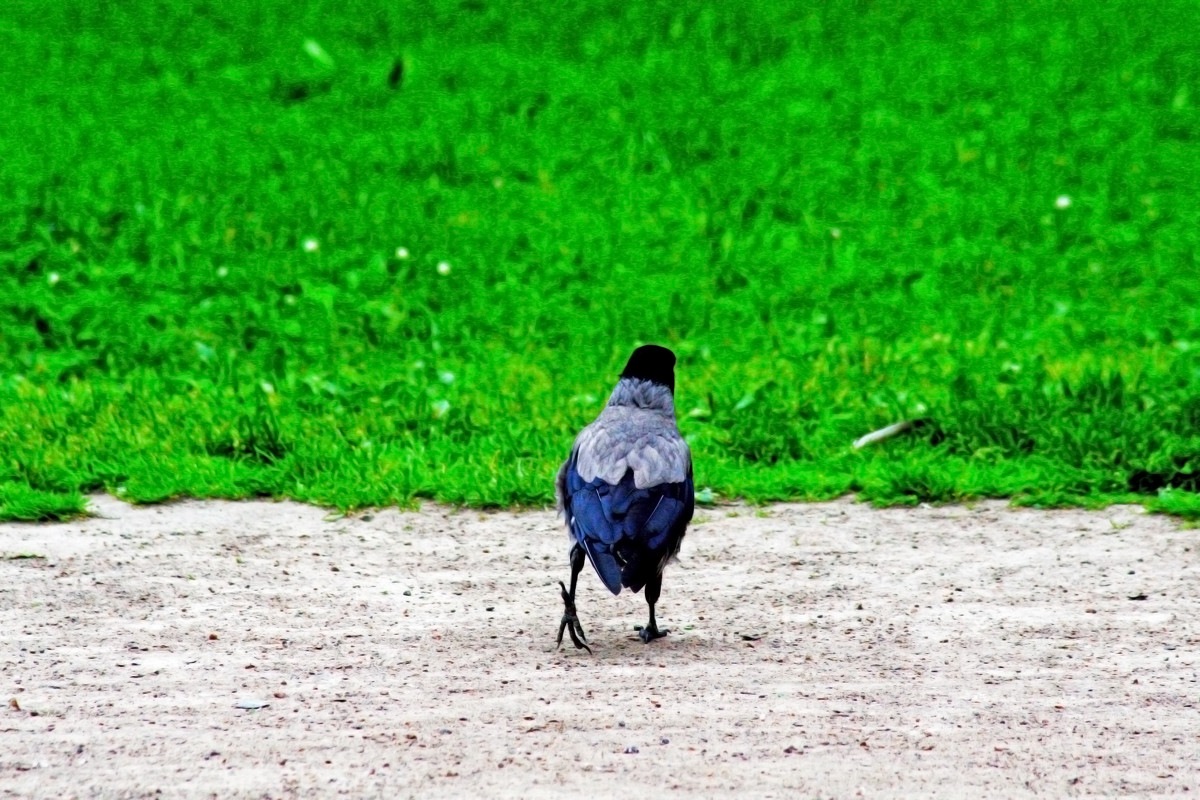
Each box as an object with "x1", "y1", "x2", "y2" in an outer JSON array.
[
  {"x1": 556, "y1": 544, "x2": 590, "y2": 653},
  {"x1": 636, "y1": 572, "x2": 670, "y2": 643}
]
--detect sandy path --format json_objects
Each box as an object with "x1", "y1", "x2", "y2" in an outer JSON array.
[{"x1": 1, "y1": 495, "x2": 1197, "y2": 798}]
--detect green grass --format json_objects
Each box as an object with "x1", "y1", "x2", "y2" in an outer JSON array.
[{"x1": 3, "y1": 0, "x2": 1200, "y2": 520}]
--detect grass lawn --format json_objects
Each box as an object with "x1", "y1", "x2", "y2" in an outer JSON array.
[{"x1": 2, "y1": 0, "x2": 1200, "y2": 520}]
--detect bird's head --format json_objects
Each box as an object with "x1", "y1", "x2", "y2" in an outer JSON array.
[{"x1": 619, "y1": 345, "x2": 676, "y2": 394}]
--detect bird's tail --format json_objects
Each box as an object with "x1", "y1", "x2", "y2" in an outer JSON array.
[
  {"x1": 581, "y1": 538, "x2": 661, "y2": 595},
  {"x1": 581, "y1": 538, "x2": 623, "y2": 595}
]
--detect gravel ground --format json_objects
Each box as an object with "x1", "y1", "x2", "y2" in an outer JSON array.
[{"x1": 1, "y1": 495, "x2": 1197, "y2": 798}]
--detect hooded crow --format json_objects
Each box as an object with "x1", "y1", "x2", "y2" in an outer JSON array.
[{"x1": 554, "y1": 344, "x2": 695, "y2": 650}]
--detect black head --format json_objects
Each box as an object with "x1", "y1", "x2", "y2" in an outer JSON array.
[{"x1": 619, "y1": 345, "x2": 677, "y2": 393}]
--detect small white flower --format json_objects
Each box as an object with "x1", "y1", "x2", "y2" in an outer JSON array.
[
  {"x1": 830, "y1": 228, "x2": 842, "y2": 240},
  {"x1": 438, "y1": 371, "x2": 455, "y2": 384},
  {"x1": 431, "y1": 399, "x2": 450, "y2": 418},
  {"x1": 48, "y1": 272, "x2": 60, "y2": 285},
  {"x1": 395, "y1": 247, "x2": 409, "y2": 259},
  {"x1": 216, "y1": 266, "x2": 229, "y2": 278},
  {"x1": 260, "y1": 381, "x2": 275, "y2": 395},
  {"x1": 436, "y1": 260, "x2": 452, "y2": 275},
  {"x1": 303, "y1": 238, "x2": 320, "y2": 252},
  {"x1": 1055, "y1": 195, "x2": 1072, "y2": 209},
  {"x1": 303, "y1": 39, "x2": 334, "y2": 68}
]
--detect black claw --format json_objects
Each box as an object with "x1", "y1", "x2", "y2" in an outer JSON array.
[
  {"x1": 637, "y1": 625, "x2": 669, "y2": 644},
  {"x1": 556, "y1": 581, "x2": 591, "y2": 653}
]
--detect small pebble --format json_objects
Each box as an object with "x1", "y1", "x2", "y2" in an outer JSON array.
[
  {"x1": 661, "y1": 738, "x2": 669, "y2": 745},
  {"x1": 624, "y1": 746, "x2": 639, "y2": 754},
  {"x1": 235, "y1": 699, "x2": 270, "y2": 710}
]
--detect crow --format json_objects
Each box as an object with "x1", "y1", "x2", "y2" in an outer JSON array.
[{"x1": 554, "y1": 345, "x2": 695, "y2": 651}]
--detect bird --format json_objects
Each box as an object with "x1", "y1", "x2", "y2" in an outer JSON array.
[{"x1": 554, "y1": 344, "x2": 695, "y2": 651}]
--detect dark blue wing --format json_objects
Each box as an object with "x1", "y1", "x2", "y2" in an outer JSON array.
[{"x1": 562, "y1": 453, "x2": 694, "y2": 596}]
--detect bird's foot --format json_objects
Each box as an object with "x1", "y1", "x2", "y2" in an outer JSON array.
[
  {"x1": 556, "y1": 581, "x2": 591, "y2": 653},
  {"x1": 635, "y1": 623, "x2": 670, "y2": 644}
]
